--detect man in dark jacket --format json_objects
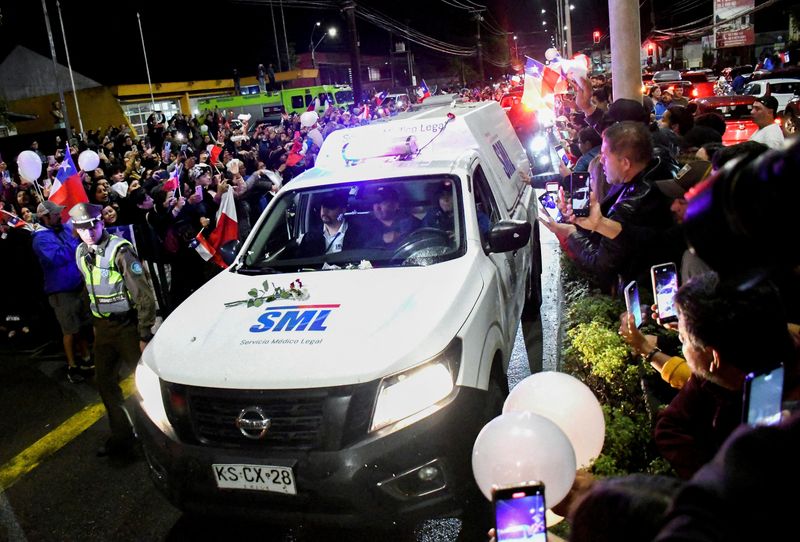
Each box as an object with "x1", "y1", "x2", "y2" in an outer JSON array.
[
  {"x1": 31, "y1": 201, "x2": 93, "y2": 382},
  {"x1": 543, "y1": 121, "x2": 678, "y2": 289}
]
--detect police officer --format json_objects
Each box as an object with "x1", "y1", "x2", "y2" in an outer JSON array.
[{"x1": 70, "y1": 202, "x2": 157, "y2": 457}]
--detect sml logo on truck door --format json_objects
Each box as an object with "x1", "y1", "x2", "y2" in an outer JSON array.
[{"x1": 492, "y1": 140, "x2": 516, "y2": 179}]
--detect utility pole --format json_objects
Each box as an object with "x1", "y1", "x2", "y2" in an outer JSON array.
[
  {"x1": 474, "y1": 10, "x2": 485, "y2": 82},
  {"x1": 609, "y1": 0, "x2": 643, "y2": 101},
  {"x1": 40, "y1": 0, "x2": 72, "y2": 139},
  {"x1": 564, "y1": 0, "x2": 573, "y2": 57},
  {"x1": 270, "y1": 2, "x2": 282, "y2": 72},
  {"x1": 280, "y1": 0, "x2": 291, "y2": 70},
  {"x1": 555, "y1": 0, "x2": 561, "y2": 53},
  {"x1": 342, "y1": 0, "x2": 362, "y2": 104}
]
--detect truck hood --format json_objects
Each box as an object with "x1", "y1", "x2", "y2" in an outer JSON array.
[{"x1": 145, "y1": 260, "x2": 482, "y2": 389}]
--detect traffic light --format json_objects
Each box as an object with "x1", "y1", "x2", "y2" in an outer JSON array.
[{"x1": 593, "y1": 31, "x2": 601, "y2": 44}]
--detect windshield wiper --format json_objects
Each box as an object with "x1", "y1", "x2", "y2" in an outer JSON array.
[{"x1": 237, "y1": 265, "x2": 282, "y2": 275}]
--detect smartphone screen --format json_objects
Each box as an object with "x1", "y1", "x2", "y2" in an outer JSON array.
[
  {"x1": 554, "y1": 145, "x2": 570, "y2": 167},
  {"x1": 743, "y1": 365, "x2": 784, "y2": 426},
  {"x1": 494, "y1": 484, "x2": 547, "y2": 542},
  {"x1": 538, "y1": 192, "x2": 562, "y2": 222},
  {"x1": 625, "y1": 281, "x2": 642, "y2": 328},
  {"x1": 570, "y1": 172, "x2": 591, "y2": 218},
  {"x1": 651, "y1": 263, "x2": 679, "y2": 324},
  {"x1": 560, "y1": 130, "x2": 571, "y2": 140},
  {"x1": 545, "y1": 181, "x2": 560, "y2": 194}
]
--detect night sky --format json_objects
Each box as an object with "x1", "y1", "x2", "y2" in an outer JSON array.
[{"x1": 0, "y1": 0, "x2": 788, "y2": 87}]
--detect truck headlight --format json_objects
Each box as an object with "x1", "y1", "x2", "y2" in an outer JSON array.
[
  {"x1": 529, "y1": 135, "x2": 547, "y2": 154},
  {"x1": 135, "y1": 361, "x2": 172, "y2": 434},
  {"x1": 370, "y1": 339, "x2": 461, "y2": 433}
]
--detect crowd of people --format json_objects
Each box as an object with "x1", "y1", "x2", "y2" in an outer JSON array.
[{"x1": 532, "y1": 67, "x2": 800, "y2": 542}]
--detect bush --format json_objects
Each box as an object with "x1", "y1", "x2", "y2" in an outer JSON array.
[{"x1": 559, "y1": 255, "x2": 674, "y2": 478}]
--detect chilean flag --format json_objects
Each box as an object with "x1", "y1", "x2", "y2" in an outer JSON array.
[
  {"x1": 189, "y1": 230, "x2": 215, "y2": 261},
  {"x1": 358, "y1": 104, "x2": 370, "y2": 121},
  {"x1": 522, "y1": 56, "x2": 563, "y2": 109},
  {"x1": 205, "y1": 189, "x2": 238, "y2": 268},
  {"x1": 206, "y1": 144, "x2": 222, "y2": 166},
  {"x1": 417, "y1": 80, "x2": 431, "y2": 101},
  {"x1": 375, "y1": 90, "x2": 388, "y2": 106},
  {"x1": 1, "y1": 209, "x2": 33, "y2": 231},
  {"x1": 163, "y1": 164, "x2": 182, "y2": 195},
  {"x1": 49, "y1": 146, "x2": 88, "y2": 221}
]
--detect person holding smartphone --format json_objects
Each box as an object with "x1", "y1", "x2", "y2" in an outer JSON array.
[
  {"x1": 654, "y1": 273, "x2": 798, "y2": 480},
  {"x1": 539, "y1": 121, "x2": 678, "y2": 291}
]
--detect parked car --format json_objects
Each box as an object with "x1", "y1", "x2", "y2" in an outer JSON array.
[
  {"x1": 692, "y1": 95, "x2": 758, "y2": 145},
  {"x1": 741, "y1": 78, "x2": 800, "y2": 113},
  {"x1": 680, "y1": 70, "x2": 717, "y2": 99},
  {"x1": 649, "y1": 69, "x2": 715, "y2": 99}
]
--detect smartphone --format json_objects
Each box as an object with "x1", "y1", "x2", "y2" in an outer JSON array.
[
  {"x1": 570, "y1": 171, "x2": 591, "y2": 218},
  {"x1": 743, "y1": 364, "x2": 784, "y2": 426},
  {"x1": 624, "y1": 280, "x2": 643, "y2": 328},
  {"x1": 538, "y1": 191, "x2": 562, "y2": 222},
  {"x1": 554, "y1": 145, "x2": 570, "y2": 167},
  {"x1": 494, "y1": 481, "x2": 548, "y2": 542},
  {"x1": 163, "y1": 141, "x2": 171, "y2": 157},
  {"x1": 559, "y1": 130, "x2": 571, "y2": 140},
  {"x1": 651, "y1": 263, "x2": 679, "y2": 325},
  {"x1": 545, "y1": 181, "x2": 560, "y2": 194},
  {"x1": 195, "y1": 185, "x2": 203, "y2": 197},
  {"x1": 47, "y1": 155, "x2": 56, "y2": 166}
]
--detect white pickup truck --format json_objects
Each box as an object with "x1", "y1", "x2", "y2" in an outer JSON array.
[{"x1": 134, "y1": 100, "x2": 542, "y2": 529}]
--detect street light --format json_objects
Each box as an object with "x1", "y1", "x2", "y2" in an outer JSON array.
[
  {"x1": 513, "y1": 35, "x2": 518, "y2": 59},
  {"x1": 541, "y1": 8, "x2": 546, "y2": 13},
  {"x1": 310, "y1": 25, "x2": 337, "y2": 70}
]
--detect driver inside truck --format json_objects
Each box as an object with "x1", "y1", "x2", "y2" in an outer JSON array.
[{"x1": 296, "y1": 190, "x2": 365, "y2": 257}]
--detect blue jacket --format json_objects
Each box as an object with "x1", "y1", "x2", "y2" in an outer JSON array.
[
  {"x1": 31, "y1": 223, "x2": 84, "y2": 294},
  {"x1": 573, "y1": 145, "x2": 601, "y2": 173}
]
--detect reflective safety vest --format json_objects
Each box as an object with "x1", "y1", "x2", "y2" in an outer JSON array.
[{"x1": 77, "y1": 235, "x2": 133, "y2": 318}]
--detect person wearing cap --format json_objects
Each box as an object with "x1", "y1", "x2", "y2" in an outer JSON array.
[
  {"x1": 654, "y1": 89, "x2": 673, "y2": 121},
  {"x1": 70, "y1": 202, "x2": 156, "y2": 457},
  {"x1": 31, "y1": 200, "x2": 93, "y2": 383},
  {"x1": 749, "y1": 95, "x2": 785, "y2": 149},
  {"x1": 364, "y1": 186, "x2": 421, "y2": 249},
  {"x1": 296, "y1": 190, "x2": 365, "y2": 257}
]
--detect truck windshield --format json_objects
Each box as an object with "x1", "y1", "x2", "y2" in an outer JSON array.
[{"x1": 240, "y1": 177, "x2": 466, "y2": 274}]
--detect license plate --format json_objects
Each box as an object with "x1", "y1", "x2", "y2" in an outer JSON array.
[{"x1": 212, "y1": 464, "x2": 296, "y2": 495}]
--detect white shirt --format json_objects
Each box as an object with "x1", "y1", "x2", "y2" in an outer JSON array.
[
  {"x1": 323, "y1": 220, "x2": 348, "y2": 254},
  {"x1": 749, "y1": 123, "x2": 785, "y2": 149}
]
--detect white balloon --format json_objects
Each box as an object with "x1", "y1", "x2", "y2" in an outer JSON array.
[
  {"x1": 503, "y1": 371, "x2": 605, "y2": 469},
  {"x1": 200, "y1": 124, "x2": 209, "y2": 134},
  {"x1": 545, "y1": 48, "x2": 561, "y2": 62},
  {"x1": 78, "y1": 150, "x2": 100, "y2": 172},
  {"x1": 16, "y1": 151, "x2": 42, "y2": 182},
  {"x1": 472, "y1": 411, "x2": 577, "y2": 506},
  {"x1": 300, "y1": 111, "x2": 319, "y2": 128}
]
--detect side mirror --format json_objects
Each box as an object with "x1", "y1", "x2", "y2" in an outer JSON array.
[
  {"x1": 219, "y1": 239, "x2": 241, "y2": 266},
  {"x1": 487, "y1": 220, "x2": 531, "y2": 254}
]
